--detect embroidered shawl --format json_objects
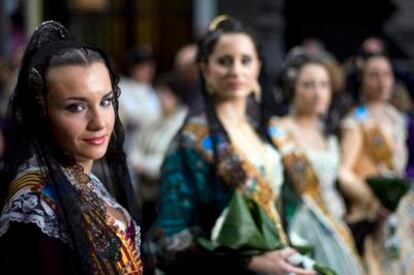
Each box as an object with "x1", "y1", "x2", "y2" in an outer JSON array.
[
  {"x1": 0, "y1": 158, "x2": 143, "y2": 274},
  {"x1": 180, "y1": 115, "x2": 288, "y2": 245}
]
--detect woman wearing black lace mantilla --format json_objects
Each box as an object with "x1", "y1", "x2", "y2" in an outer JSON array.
[{"x1": 0, "y1": 21, "x2": 143, "y2": 274}]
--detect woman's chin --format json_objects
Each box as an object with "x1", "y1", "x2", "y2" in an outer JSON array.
[{"x1": 220, "y1": 89, "x2": 251, "y2": 100}]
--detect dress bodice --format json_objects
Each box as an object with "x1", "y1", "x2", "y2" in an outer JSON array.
[
  {"x1": 249, "y1": 143, "x2": 284, "y2": 197},
  {"x1": 342, "y1": 104, "x2": 407, "y2": 177},
  {"x1": 303, "y1": 137, "x2": 345, "y2": 219}
]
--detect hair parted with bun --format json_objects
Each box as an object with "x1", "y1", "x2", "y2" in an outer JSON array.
[{"x1": 279, "y1": 46, "x2": 331, "y2": 101}]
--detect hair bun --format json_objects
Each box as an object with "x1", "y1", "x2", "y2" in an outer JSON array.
[
  {"x1": 207, "y1": 15, "x2": 244, "y2": 33},
  {"x1": 27, "y1": 21, "x2": 73, "y2": 53},
  {"x1": 283, "y1": 47, "x2": 310, "y2": 72},
  {"x1": 279, "y1": 47, "x2": 315, "y2": 99}
]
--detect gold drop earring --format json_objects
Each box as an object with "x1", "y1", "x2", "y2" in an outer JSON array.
[
  {"x1": 251, "y1": 80, "x2": 261, "y2": 102},
  {"x1": 204, "y1": 77, "x2": 215, "y2": 95}
]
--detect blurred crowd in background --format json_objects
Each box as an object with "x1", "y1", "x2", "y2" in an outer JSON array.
[
  {"x1": 1, "y1": 1, "x2": 414, "y2": 274},
  {"x1": 1, "y1": 2, "x2": 414, "y2": 184}
]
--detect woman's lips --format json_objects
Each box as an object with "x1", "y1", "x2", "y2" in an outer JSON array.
[
  {"x1": 83, "y1": 136, "x2": 106, "y2": 145},
  {"x1": 226, "y1": 82, "x2": 245, "y2": 90}
]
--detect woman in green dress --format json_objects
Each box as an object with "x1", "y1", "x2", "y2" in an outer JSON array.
[{"x1": 152, "y1": 16, "x2": 315, "y2": 275}]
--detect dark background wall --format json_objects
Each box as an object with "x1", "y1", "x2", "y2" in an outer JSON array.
[
  {"x1": 218, "y1": 0, "x2": 414, "y2": 78},
  {"x1": 284, "y1": 0, "x2": 404, "y2": 61},
  {"x1": 219, "y1": 0, "x2": 286, "y2": 76},
  {"x1": 2, "y1": 0, "x2": 414, "y2": 74}
]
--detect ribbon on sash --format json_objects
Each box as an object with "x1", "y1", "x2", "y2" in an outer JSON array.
[{"x1": 353, "y1": 106, "x2": 394, "y2": 173}]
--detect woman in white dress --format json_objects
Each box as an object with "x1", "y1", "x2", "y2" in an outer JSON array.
[{"x1": 268, "y1": 48, "x2": 363, "y2": 275}]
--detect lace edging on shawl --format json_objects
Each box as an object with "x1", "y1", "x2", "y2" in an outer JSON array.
[{"x1": 0, "y1": 187, "x2": 71, "y2": 245}]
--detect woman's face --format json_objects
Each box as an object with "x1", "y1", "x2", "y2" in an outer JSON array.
[
  {"x1": 46, "y1": 62, "x2": 115, "y2": 170},
  {"x1": 157, "y1": 85, "x2": 179, "y2": 116},
  {"x1": 201, "y1": 33, "x2": 261, "y2": 101},
  {"x1": 361, "y1": 56, "x2": 394, "y2": 102},
  {"x1": 293, "y1": 63, "x2": 331, "y2": 116}
]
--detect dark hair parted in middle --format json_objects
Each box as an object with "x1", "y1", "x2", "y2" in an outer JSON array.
[
  {"x1": 195, "y1": 16, "x2": 275, "y2": 139},
  {"x1": 196, "y1": 16, "x2": 262, "y2": 64}
]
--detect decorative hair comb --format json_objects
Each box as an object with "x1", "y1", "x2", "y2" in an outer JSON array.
[{"x1": 208, "y1": 14, "x2": 230, "y2": 31}]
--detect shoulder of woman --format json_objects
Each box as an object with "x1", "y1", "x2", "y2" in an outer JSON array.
[
  {"x1": 385, "y1": 103, "x2": 405, "y2": 120},
  {"x1": 340, "y1": 106, "x2": 366, "y2": 129},
  {"x1": 182, "y1": 113, "x2": 208, "y2": 134},
  {"x1": 267, "y1": 116, "x2": 291, "y2": 138},
  {"x1": 0, "y1": 171, "x2": 70, "y2": 245},
  {"x1": 162, "y1": 113, "x2": 219, "y2": 168},
  {"x1": 384, "y1": 104, "x2": 408, "y2": 134},
  {"x1": 179, "y1": 114, "x2": 212, "y2": 150},
  {"x1": 268, "y1": 115, "x2": 288, "y2": 126},
  {"x1": 4, "y1": 171, "x2": 47, "y2": 204},
  {"x1": 162, "y1": 116, "x2": 206, "y2": 152}
]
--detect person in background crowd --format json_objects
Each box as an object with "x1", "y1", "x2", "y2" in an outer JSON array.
[
  {"x1": 152, "y1": 16, "x2": 315, "y2": 275},
  {"x1": 118, "y1": 46, "x2": 161, "y2": 151},
  {"x1": 128, "y1": 74, "x2": 188, "y2": 232},
  {"x1": 270, "y1": 48, "x2": 363, "y2": 275},
  {"x1": 0, "y1": 45, "x2": 25, "y2": 118},
  {"x1": 174, "y1": 43, "x2": 204, "y2": 115},
  {"x1": 301, "y1": 40, "x2": 355, "y2": 134},
  {"x1": 339, "y1": 53, "x2": 407, "y2": 275}
]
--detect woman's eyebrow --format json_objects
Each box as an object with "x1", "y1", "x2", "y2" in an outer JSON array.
[
  {"x1": 101, "y1": 91, "x2": 114, "y2": 99},
  {"x1": 64, "y1": 96, "x2": 87, "y2": 101},
  {"x1": 64, "y1": 91, "x2": 114, "y2": 101}
]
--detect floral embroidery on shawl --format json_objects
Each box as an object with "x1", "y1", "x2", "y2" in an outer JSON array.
[
  {"x1": 62, "y1": 166, "x2": 143, "y2": 275},
  {"x1": 0, "y1": 159, "x2": 143, "y2": 275}
]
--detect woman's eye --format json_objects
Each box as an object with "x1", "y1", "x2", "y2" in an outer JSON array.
[
  {"x1": 217, "y1": 57, "x2": 232, "y2": 67},
  {"x1": 241, "y1": 56, "x2": 252, "y2": 65},
  {"x1": 101, "y1": 97, "x2": 114, "y2": 107},
  {"x1": 300, "y1": 82, "x2": 312, "y2": 89},
  {"x1": 66, "y1": 103, "x2": 85, "y2": 113},
  {"x1": 320, "y1": 81, "x2": 329, "y2": 88}
]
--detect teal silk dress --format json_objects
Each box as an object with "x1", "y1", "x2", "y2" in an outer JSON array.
[{"x1": 153, "y1": 114, "x2": 285, "y2": 274}]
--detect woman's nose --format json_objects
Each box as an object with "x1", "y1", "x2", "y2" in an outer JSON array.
[
  {"x1": 87, "y1": 108, "x2": 105, "y2": 131},
  {"x1": 229, "y1": 60, "x2": 243, "y2": 75}
]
